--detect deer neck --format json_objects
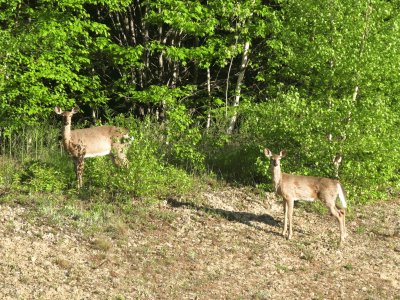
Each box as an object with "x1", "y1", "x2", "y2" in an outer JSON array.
[
  {"x1": 271, "y1": 165, "x2": 282, "y2": 192},
  {"x1": 62, "y1": 117, "x2": 73, "y2": 150}
]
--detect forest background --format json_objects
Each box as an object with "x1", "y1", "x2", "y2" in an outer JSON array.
[{"x1": 0, "y1": 0, "x2": 400, "y2": 207}]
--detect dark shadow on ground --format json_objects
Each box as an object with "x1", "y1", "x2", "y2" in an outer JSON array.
[{"x1": 167, "y1": 198, "x2": 281, "y2": 235}]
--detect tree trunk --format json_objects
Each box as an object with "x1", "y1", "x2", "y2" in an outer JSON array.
[
  {"x1": 227, "y1": 40, "x2": 250, "y2": 134},
  {"x1": 206, "y1": 67, "x2": 212, "y2": 131}
]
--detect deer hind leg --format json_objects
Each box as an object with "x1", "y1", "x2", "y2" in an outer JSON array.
[
  {"x1": 339, "y1": 208, "x2": 348, "y2": 240},
  {"x1": 327, "y1": 203, "x2": 346, "y2": 243},
  {"x1": 282, "y1": 200, "x2": 288, "y2": 237},
  {"x1": 287, "y1": 199, "x2": 294, "y2": 240}
]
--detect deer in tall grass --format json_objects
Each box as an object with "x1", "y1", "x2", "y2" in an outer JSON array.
[
  {"x1": 55, "y1": 107, "x2": 131, "y2": 189},
  {"x1": 264, "y1": 148, "x2": 347, "y2": 243}
]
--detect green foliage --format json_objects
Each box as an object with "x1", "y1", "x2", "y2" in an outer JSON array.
[
  {"x1": 125, "y1": 85, "x2": 205, "y2": 171},
  {"x1": 146, "y1": 0, "x2": 218, "y2": 37},
  {"x1": 128, "y1": 85, "x2": 195, "y2": 105},
  {"x1": 258, "y1": 0, "x2": 400, "y2": 100},
  {"x1": 0, "y1": 122, "x2": 75, "y2": 193},
  {"x1": 14, "y1": 160, "x2": 69, "y2": 192},
  {"x1": 0, "y1": 0, "x2": 120, "y2": 128},
  {"x1": 201, "y1": 127, "x2": 262, "y2": 185},
  {"x1": 164, "y1": 104, "x2": 204, "y2": 171}
]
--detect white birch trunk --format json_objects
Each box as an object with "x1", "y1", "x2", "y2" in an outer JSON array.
[
  {"x1": 206, "y1": 67, "x2": 212, "y2": 130},
  {"x1": 227, "y1": 40, "x2": 250, "y2": 134}
]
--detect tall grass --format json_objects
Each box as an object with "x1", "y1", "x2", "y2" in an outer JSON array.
[
  {"x1": 0, "y1": 122, "x2": 62, "y2": 161},
  {"x1": 0, "y1": 122, "x2": 70, "y2": 190}
]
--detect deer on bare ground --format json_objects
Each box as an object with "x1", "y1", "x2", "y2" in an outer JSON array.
[
  {"x1": 264, "y1": 148, "x2": 348, "y2": 243},
  {"x1": 55, "y1": 107, "x2": 132, "y2": 189}
]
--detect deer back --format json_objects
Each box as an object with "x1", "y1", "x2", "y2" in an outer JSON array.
[
  {"x1": 279, "y1": 173, "x2": 339, "y2": 201},
  {"x1": 69, "y1": 126, "x2": 129, "y2": 158}
]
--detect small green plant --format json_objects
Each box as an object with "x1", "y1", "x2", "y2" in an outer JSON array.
[
  {"x1": 297, "y1": 201, "x2": 328, "y2": 215},
  {"x1": 0, "y1": 156, "x2": 19, "y2": 187},
  {"x1": 356, "y1": 226, "x2": 367, "y2": 234},
  {"x1": 105, "y1": 219, "x2": 129, "y2": 239},
  {"x1": 343, "y1": 263, "x2": 354, "y2": 270}
]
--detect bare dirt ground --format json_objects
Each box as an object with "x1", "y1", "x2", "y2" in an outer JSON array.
[{"x1": 0, "y1": 187, "x2": 399, "y2": 300}]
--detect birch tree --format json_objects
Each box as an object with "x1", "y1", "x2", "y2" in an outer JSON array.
[{"x1": 227, "y1": 40, "x2": 250, "y2": 134}]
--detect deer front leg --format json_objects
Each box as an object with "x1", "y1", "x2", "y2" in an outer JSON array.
[
  {"x1": 74, "y1": 157, "x2": 85, "y2": 189},
  {"x1": 282, "y1": 200, "x2": 288, "y2": 237}
]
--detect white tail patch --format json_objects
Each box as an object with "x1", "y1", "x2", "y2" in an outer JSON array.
[{"x1": 337, "y1": 183, "x2": 347, "y2": 209}]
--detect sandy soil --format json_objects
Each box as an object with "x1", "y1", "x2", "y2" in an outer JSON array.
[{"x1": 0, "y1": 187, "x2": 399, "y2": 299}]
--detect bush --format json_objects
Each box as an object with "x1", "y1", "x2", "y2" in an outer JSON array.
[
  {"x1": 164, "y1": 104, "x2": 205, "y2": 172},
  {"x1": 14, "y1": 160, "x2": 70, "y2": 192}
]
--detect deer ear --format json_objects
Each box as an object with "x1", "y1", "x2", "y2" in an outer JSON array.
[
  {"x1": 280, "y1": 150, "x2": 287, "y2": 157},
  {"x1": 71, "y1": 107, "x2": 80, "y2": 114},
  {"x1": 54, "y1": 106, "x2": 63, "y2": 114},
  {"x1": 264, "y1": 148, "x2": 272, "y2": 158}
]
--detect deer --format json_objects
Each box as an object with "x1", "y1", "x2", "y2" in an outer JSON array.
[
  {"x1": 264, "y1": 148, "x2": 348, "y2": 243},
  {"x1": 55, "y1": 106, "x2": 132, "y2": 189}
]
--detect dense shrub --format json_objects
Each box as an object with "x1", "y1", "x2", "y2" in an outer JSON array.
[
  {"x1": 236, "y1": 91, "x2": 400, "y2": 204},
  {"x1": 14, "y1": 160, "x2": 70, "y2": 192}
]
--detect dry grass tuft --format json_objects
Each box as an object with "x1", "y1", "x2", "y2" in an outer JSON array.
[{"x1": 91, "y1": 236, "x2": 113, "y2": 251}]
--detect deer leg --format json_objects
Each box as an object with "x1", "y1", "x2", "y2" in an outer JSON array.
[
  {"x1": 340, "y1": 208, "x2": 348, "y2": 240},
  {"x1": 287, "y1": 199, "x2": 294, "y2": 240},
  {"x1": 74, "y1": 157, "x2": 85, "y2": 189},
  {"x1": 282, "y1": 200, "x2": 288, "y2": 237},
  {"x1": 328, "y1": 204, "x2": 346, "y2": 243},
  {"x1": 73, "y1": 160, "x2": 79, "y2": 188}
]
